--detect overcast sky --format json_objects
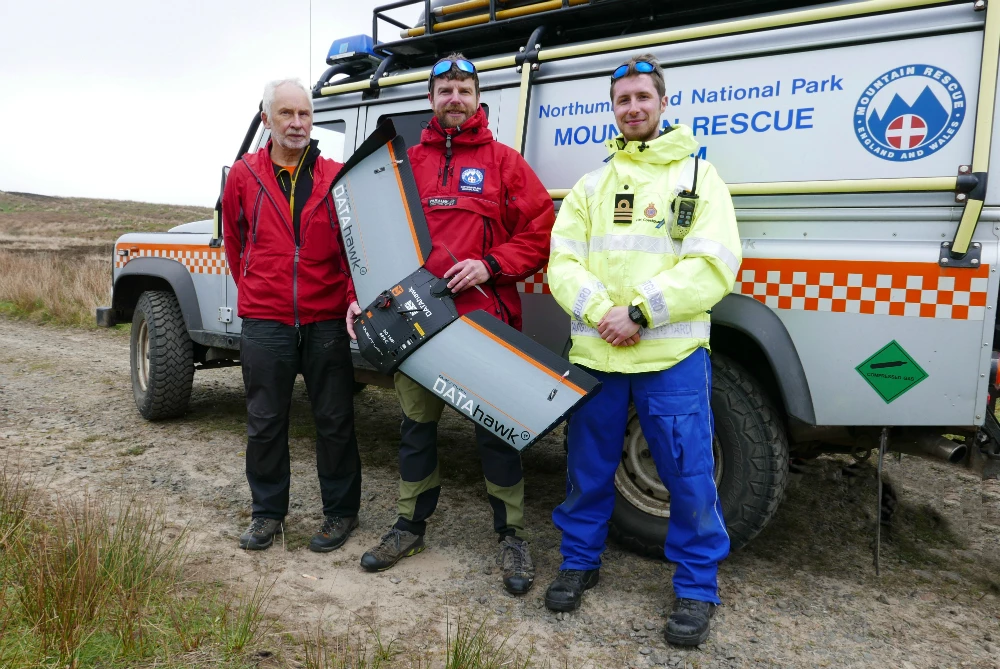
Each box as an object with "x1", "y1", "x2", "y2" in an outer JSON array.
[{"x1": 0, "y1": 1, "x2": 421, "y2": 206}]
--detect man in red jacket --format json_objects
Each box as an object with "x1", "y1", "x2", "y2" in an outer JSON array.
[
  {"x1": 222, "y1": 78, "x2": 361, "y2": 553},
  {"x1": 348, "y1": 55, "x2": 555, "y2": 595}
]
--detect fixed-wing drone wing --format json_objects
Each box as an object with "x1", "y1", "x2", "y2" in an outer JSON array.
[{"x1": 331, "y1": 120, "x2": 600, "y2": 452}]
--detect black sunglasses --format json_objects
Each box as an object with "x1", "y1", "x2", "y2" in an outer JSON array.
[
  {"x1": 611, "y1": 61, "x2": 656, "y2": 80},
  {"x1": 431, "y1": 58, "x2": 477, "y2": 78}
]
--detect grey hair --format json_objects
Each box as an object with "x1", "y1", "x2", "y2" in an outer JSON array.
[{"x1": 262, "y1": 78, "x2": 313, "y2": 117}]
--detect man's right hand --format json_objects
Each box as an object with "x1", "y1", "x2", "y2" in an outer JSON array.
[
  {"x1": 346, "y1": 301, "x2": 361, "y2": 340},
  {"x1": 598, "y1": 306, "x2": 642, "y2": 347}
]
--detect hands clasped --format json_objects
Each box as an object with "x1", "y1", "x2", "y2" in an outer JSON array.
[{"x1": 598, "y1": 306, "x2": 641, "y2": 347}]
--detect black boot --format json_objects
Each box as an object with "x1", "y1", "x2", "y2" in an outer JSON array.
[
  {"x1": 308, "y1": 515, "x2": 359, "y2": 553},
  {"x1": 665, "y1": 598, "x2": 716, "y2": 646},
  {"x1": 496, "y1": 536, "x2": 535, "y2": 595},
  {"x1": 543, "y1": 569, "x2": 599, "y2": 612},
  {"x1": 238, "y1": 517, "x2": 283, "y2": 551}
]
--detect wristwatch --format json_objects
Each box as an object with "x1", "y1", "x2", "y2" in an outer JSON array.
[{"x1": 627, "y1": 304, "x2": 648, "y2": 328}]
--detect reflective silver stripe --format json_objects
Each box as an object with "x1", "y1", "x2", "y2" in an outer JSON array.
[
  {"x1": 551, "y1": 235, "x2": 589, "y2": 258},
  {"x1": 583, "y1": 165, "x2": 607, "y2": 198},
  {"x1": 590, "y1": 234, "x2": 676, "y2": 255},
  {"x1": 637, "y1": 279, "x2": 669, "y2": 328},
  {"x1": 680, "y1": 236, "x2": 741, "y2": 277},
  {"x1": 643, "y1": 320, "x2": 711, "y2": 340},
  {"x1": 674, "y1": 157, "x2": 697, "y2": 195},
  {"x1": 571, "y1": 281, "x2": 606, "y2": 322},
  {"x1": 570, "y1": 320, "x2": 710, "y2": 340}
]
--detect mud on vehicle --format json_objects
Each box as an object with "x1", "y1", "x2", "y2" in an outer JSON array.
[{"x1": 99, "y1": 0, "x2": 1000, "y2": 556}]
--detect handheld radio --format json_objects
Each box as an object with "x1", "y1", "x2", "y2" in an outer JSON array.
[{"x1": 669, "y1": 156, "x2": 700, "y2": 240}]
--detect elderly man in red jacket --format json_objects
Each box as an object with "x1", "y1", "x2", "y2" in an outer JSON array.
[
  {"x1": 222, "y1": 78, "x2": 361, "y2": 554},
  {"x1": 347, "y1": 54, "x2": 555, "y2": 595}
]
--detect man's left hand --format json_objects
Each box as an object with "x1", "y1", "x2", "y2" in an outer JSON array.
[
  {"x1": 444, "y1": 259, "x2": 490, "y2": 293},
  {"x1": 598, "y1": 306, "x2": 641, "y2": 346}
]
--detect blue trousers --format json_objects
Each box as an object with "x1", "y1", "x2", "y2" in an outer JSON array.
[{"x1": 552, "y1": 348, "x2": 730, "y2": 604}]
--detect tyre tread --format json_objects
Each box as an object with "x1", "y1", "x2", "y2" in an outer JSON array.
[{"x1": 131, "y1": 291, "x2": 194, "y2": 420}]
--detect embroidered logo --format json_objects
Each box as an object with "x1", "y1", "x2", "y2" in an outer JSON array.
[
  {"x1": 391, "y1": 285, "x2": 404, "y2": 297},
  {"x1": 644, "y1": 203, "x2": 658, "y2": 218},
  {"x1": 614, "y1": 194, "x2": 634, "y2": 224},
  {"x1": 428, "y1": 198, "x2": 457, "y2": 206},
  {"x1": 459, "y1": 168, "x2": 485, "y2": 193}
]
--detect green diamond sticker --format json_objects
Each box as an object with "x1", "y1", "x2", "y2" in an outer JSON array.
[{"x1": 855, "y1": 340, "x2": 928, "y2": 404}]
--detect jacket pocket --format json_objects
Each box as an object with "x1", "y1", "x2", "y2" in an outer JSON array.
[
  {"x1": 242, "y1": 246, "x2": 253, "y2": 276},
  {"x1": 645, "y1": 390, "x2": 713, "y2": 477}
]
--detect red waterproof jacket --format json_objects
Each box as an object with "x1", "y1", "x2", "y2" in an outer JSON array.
[
  {"x1": 222, "y1": 140, "x2": 351, "y2": 326},
  {"x1": 405, "y1": 107, "x2": 555, "y2": 331}
]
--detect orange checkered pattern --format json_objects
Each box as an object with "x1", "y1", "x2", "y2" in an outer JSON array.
[
  {"x1": 115, "y1": 243, "x2": 230, "y2": 276},
  {"x1": 516, "y1": 259, "x2": 991, "y2": 320},
  {"x1": 735, "y1": 258, "x2": 990, "y2": 320},
  {"x1": 518, "y1": 270, "x2": 550, "y2": 295}
]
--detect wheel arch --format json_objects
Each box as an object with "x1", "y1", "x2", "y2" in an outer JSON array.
[
  {"x1": 710, "y1": 293, "x2": 815, "y2": 425},
  {"x1": 113, "y1": 258, "x2": 203, "y2": 332}
]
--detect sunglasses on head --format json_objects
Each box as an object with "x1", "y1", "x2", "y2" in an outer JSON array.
[
  {"x1": 611, "y1": 60, "x2": 656, "y2": 81},
  {"x1": 431, "y1": 58, "x2": 477, "y2": 78}
]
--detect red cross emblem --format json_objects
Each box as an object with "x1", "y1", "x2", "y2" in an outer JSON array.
[{"x1": 885, "y1": 114, "x2": 927, "y2": 149}]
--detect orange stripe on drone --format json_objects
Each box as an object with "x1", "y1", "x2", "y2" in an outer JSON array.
[
  {"x1": 461, "y1": 315, "x2": 587, "y2": 396},
  {"x1": 387, "y1": 141, "x2": 425, "y2": 265}
]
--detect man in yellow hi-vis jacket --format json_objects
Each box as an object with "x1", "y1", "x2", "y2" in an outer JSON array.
[{"x1": 544, "y1": 55, "x2": 741, "y2": 647}]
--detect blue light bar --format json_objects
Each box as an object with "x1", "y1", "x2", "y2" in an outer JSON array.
[{"x1": 327, "y1": 34, "x2": 380, "y2": 66}]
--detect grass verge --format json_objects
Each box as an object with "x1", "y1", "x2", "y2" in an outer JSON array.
[
  {"x1": 0, "y1": 461, "x2": 275, "y2": 668},
  {"x1": 0, "y1": 250, "x2": 111, "y2": 327}
]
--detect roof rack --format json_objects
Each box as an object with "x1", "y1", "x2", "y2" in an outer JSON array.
[{"x1": 371, "y1": 0, "x2": 833, "y2": 65}]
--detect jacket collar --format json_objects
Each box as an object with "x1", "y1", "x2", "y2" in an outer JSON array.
[
  {"x1": 605, "y1": 124, "x2": 699, "y2": 165},
  {"x1": 420, "y1": 106, "x2": 493, "y2": 147},
  {"x1": 265, "y1": 138, "x2": 322, "y2": 174},
  {"x1": 242, "y1": 139, "x2": 333, "y2": 237}
]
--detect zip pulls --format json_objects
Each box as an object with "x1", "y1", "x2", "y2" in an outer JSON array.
[
  {"x1": 293, "y1": 247, "x2": 301, "y2": 332},
  {"x1": 442, "y1": 134, "x2": 453, "y2": 186},
  {"x1": 435, "y1": 124, "x2": 465, "y2": 187}
]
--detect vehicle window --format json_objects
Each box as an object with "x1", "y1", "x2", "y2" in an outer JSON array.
[
  {"x1": 377, "y1": 104, "x2": 489, "y2": 148},
  {"x1": 313, "y1": 120, "x2": 347, "y2": 162}
]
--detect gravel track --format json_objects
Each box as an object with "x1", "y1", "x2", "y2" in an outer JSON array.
[{"x1": 1, "y1": 317, "x2": 998, "y2": 668}]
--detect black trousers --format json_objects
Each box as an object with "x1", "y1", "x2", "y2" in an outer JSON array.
[{"x1": 240, "y1": 318, "x2": 362, "y2": 520}]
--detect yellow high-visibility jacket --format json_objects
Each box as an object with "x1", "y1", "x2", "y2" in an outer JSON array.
[{"x1": 548, "y1": 125, "x2": 741, "y2": 373}]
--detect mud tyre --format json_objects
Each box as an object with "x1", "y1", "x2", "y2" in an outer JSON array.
[
  {"x1": 608, "y1": 353, "x2": 788, "y2": 555},
  {"x1": 130, "y1": 290, "x2": 194, "y2": 420}
]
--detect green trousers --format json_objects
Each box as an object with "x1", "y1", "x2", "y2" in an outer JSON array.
[{"x1": 392, "y1": 372, "x2": 526, "y2": 538}]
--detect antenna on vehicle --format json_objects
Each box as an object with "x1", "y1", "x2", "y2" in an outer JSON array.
[{"x1": 309, "y1": 0, "x2": 313, "y2": 86}]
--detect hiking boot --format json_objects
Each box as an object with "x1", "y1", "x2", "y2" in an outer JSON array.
[
  {"x1": 359, "y1": 528, "x2": 425, "y2": 572},
  {"x1": 665, "y1": 598, "x2": 717, "y2": 646},
  {"x1": 543, "y1": 569, "x2": 600, "y2": 612},
  {"x1": 308, "y1": 515, "x2": 359, "y2": 553},
  {"x1": 238, "y1": 517, "x2": 283, "y2": 551},
  {"x1": 496, "y1": 536, "x2": 535, "y2": 595}
]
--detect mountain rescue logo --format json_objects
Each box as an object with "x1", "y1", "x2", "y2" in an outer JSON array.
[
  {"x1": 854, "y1": 64, "x2": 966, "y2": 162},
  {"x1": 459, "y1": 167, "x2": 485, "y2": 193}
]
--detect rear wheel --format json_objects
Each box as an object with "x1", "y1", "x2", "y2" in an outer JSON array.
[
  {"x1": 609, "y1": 353, "x2": 788, "y2": 555},
  {"x1": 130, "y1": 291, "x2": 194, "y2": 420}
]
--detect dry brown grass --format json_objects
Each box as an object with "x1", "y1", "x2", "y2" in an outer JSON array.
[
  {"x1": 0, "y1": 250, "x2": 112, "y2": 327},
  {"x1": 0, "y1": 191, "x2": 211, "y2": 328}
]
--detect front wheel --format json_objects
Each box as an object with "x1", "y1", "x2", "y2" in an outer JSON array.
[
  {"x1": 608, "y1": 353, "x2": 788, "y2": 555},
  {"x1": 130, "y1": 290, "x2": 194, "y2": 420}
]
